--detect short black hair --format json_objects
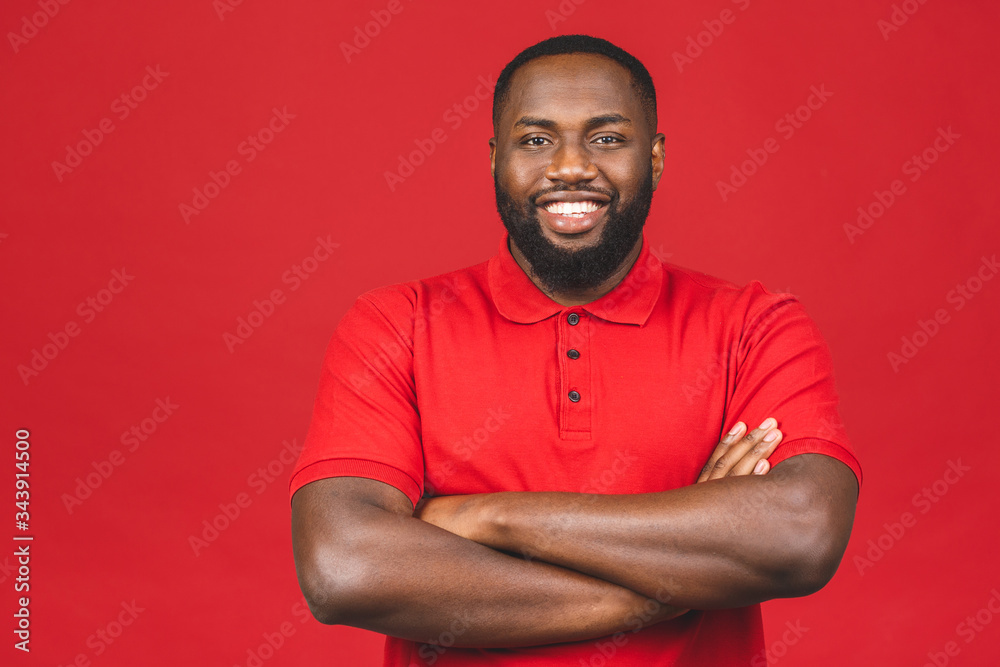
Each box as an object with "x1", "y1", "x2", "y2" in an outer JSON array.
[{"x1": 492, "y1": 34, "x2": 658, "y2": 135}]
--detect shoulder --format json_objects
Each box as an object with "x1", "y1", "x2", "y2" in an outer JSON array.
[
  {"x1": 360, "y1": 257, "x2": 489, "y2": 310},
  {"x1": 661, "y1": 262, "x2": 802, "y2": 332},
  {"x1": 346, "y1": 258, "x2": 491, "y2": 334}
]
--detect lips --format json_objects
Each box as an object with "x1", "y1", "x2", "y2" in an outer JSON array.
[{"x1": 534, "y1": 191, "x2": 611, "y2": 234}]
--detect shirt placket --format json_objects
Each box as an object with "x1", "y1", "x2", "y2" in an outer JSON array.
[{"x1": 558, "y1": 308, "x2": 592, "y2": 440}]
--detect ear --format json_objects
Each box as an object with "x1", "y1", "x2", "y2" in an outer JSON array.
[
  {"x1": 489, "y1": 137, "x2": 497, "y2": 180},
  {"x1": 650, "y1": 132, "x2": 666, "y2": 191}
]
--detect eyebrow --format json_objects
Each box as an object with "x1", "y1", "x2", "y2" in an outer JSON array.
[{"x1": 512, "y1": 113, "x2": 633, "y2": 130}]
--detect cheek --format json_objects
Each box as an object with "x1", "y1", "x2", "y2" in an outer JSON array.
[
  {"x1": 503, "y1": 150, "x2": 550, "y2": 180},
  {"x1": 601, "y1": 157, "x2": 648, "y2": 195},
  {"x1": 601, "y1": 152, "x2": 644, "y2": 178},
  {"x1": 496, "y1": 158, "x2": 526, "y2": 187},
  {"x1": 506, "y1": 162, "x2": 540, "y2": 188}
]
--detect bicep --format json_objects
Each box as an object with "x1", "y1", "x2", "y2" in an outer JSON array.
[
  {"x1": 291, "y1": 477, "x2": 414, "y2": 621},
  {"x1": 772, "y1": 452, "x2": 859, "y2": 508},
  {"x1": 292, "y1": 476, "x2": 413, "y2": 547}
]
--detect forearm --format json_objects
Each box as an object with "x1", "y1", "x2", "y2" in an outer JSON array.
[
  {"x1": 463, "y1": 454, "x2": 858, "y2": 609},
  {"x1": 293, "y1": 481, "x2": 683, "y2": 648}
]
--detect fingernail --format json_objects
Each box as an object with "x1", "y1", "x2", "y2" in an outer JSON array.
[
  {"x1": 758, "y1": 418, "x2": 775, "y2": 430},
  {"x1": 727, "y1": 422, "x2": 743, "y2": 437},
  {"x1": 763, "y1": 430, "x2": 779, "y2": 443},
  {"x1": 754, "y1": 460, "x2": 768, "y2": 474}
]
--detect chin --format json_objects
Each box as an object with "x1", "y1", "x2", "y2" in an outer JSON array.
[{"x1": 533, "y1": 217, "x2": 607, "y2": 249}]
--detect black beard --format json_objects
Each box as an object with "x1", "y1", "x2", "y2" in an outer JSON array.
[{"x1": 494, "y1": 172, "x2": 654, "y2": 294}]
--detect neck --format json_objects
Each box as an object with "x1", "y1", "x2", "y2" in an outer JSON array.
[{"x1": 508, "y1": 236, "x2": 643, "y2": 307}]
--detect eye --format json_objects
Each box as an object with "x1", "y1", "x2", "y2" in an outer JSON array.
[
  {"x1": 594, "y1": 135, "x2": 624, "y2": 145},
  {"x1": 522, "y1": 136, "x2": 550, "y2": 146}
]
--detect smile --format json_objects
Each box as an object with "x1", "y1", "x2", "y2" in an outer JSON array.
[
  {"x1": 536, "y1": 200, "x2": 608, "y2": 234},
  {"x1": 541, "y1": 200, "x2": 605, "y2": 216}
]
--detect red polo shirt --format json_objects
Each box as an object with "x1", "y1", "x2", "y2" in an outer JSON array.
[{"x1": 290, "y1": 231, "x2": 862, "y2": 666}]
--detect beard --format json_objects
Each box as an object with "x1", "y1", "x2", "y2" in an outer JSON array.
[{"x1": 494, "y1": 171, "x2": 654, "y2": 294}]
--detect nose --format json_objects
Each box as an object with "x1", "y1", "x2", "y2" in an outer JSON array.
[{"x1": 544, "y1": 140, "x2": 599, "y2": 184}]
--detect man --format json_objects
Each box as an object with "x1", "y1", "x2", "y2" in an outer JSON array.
[{"x1": 290, "y1": 34, "x2": 861, "y2": 666}]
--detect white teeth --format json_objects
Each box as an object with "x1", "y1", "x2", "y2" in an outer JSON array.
[{"x1": 543, "y1": 201, "x2": 602, "y2": 216}]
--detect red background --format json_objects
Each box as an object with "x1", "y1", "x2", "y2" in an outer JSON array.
[{"x1": 3, "y1": 0, "x2": 999, "y2": 665}]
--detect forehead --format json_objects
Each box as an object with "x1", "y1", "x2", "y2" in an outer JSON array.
[{"x1": 502, "y1": 53, "x2": 641, "y2": 128}]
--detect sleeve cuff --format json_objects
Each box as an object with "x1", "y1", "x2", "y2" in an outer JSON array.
[
  {"x1": 768, "y1": 438, "x2": 863, "y2": 491},
  {"x1": 288, "y1": 459, "x2": 423, "y2": 508}
]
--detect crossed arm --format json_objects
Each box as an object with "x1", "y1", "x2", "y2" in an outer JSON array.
[{"x1": 291, "y1": 419, "x2": 859, "y2": 648}]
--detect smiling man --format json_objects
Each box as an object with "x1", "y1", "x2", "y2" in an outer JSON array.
[{"x1": 290, "y1": 35, "x2": 861, "y2": 666}]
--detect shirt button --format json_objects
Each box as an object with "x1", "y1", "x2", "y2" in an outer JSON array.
[
  {"x1": 567, "y1": 349, "x2": 580, "y2": 360},
  {"x1": 568, "y1": 390, "x2": 581, "y2": 402},
  {"x1": 567, "y1": 313, "x2": 580, "y2": 325}
]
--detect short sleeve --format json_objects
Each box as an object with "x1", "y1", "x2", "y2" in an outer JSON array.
[
  {"x1": 727, "y1": 284, "x2": 862, "y2": 489},
  {"x1": 288, "y1": 288, "x2": 424, "y2": 507}
]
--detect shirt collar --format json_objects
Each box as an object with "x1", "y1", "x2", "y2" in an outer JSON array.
[{"x1": 487, "y1": 230, "x2": 664, "y2": 326}]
